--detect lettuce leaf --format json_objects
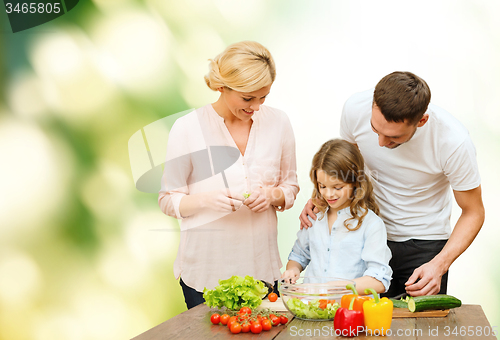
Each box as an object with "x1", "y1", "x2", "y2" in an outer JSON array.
[
  {"x1": 286, "y1": 297, "x2": 339, "y2": 319},
  {"x1": 203, "y1": 275, "x2": 269, "y2": 310}
]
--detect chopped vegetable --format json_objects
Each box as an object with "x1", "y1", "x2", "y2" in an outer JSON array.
[
  {"x1": 318, "y1": 299, "x2": 336, "y2": 310},
  {"x1": 285, "y1": 297, "x2": 339, "y2": 319},
  {"x1": 203, "y1": 275, "x2": 269, "y2": 310},
  {"x1": 389, "y1": 298, "x2": 409, "y2": 309}
]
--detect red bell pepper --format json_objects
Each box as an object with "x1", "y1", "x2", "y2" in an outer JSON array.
[{"x1": 334, "y1": 298, "x2": 364, "y2": 337}]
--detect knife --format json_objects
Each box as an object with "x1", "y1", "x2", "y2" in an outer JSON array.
[{"x1": 391, "y1": 292, "x2": 409, "y2": 300}]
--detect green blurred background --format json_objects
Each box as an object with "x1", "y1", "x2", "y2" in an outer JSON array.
[{"x1": 1, "y1": 1, "x2": 499, "y2": 339}]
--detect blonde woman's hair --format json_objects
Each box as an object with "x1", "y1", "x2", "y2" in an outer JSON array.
[
  {"x1": 205, "y1": 41, "x2": 276, "y2": 92},
  {"x1": 310, "y1": 139, "x2": 379, "y2": 231}
]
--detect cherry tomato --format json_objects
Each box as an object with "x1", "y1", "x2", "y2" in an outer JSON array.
[
  {"x1": 210, "y1": 313, "x2": 220, "y2": 325},
  {"x1": 250, "y1": 322, "x2": 262, "y2": 334},
  {"x1": 269, "y1": 314, "x2": 280, "y2": 326},
  {"x1": 241, "y1": 322, "x2": 251, "y2": 333},
  {"x1": 227, "y1": 316, "x2": 238, "y2": 328},
  {"x1": 261, "y1": 319, "x2": 272, "y2": 331},
  {"x1": 239, "y1": 307, "x2": 252, "y2": 315},
  {"x1": 230, "y1": 322, "x2": 242, "y2": 334},
  {"x1": 280, "y1": 315, "x2": 289, "y2": 325},
  {"x1": 268, "y1": 292, "x2": 278, "y2": 302},
  {"x1": 220, "y1": 314, "x2": 230, "y2": 325}
]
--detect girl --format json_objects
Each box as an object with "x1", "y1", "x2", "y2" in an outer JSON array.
[
  {"x1": 159, "y1": 41, "x2": 299, "y2": 308},
  {"x1": 282, "y1": 139, "x2": 391, "y2": 293}
]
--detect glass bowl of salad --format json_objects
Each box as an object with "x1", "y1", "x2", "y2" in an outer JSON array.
[{"x1": 278, "y1": 277, "x2": 354, "y2": 321}]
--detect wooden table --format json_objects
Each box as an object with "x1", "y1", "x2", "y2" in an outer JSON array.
[{"x1": 132, "y1": 304, "x2": 497, "y2": 339}]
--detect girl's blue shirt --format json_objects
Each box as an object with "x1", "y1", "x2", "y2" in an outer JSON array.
[{"x1": 288, "y1": 206, "x2": 393, "y2": 291}]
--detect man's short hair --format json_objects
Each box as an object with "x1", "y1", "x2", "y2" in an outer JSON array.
[{"x1": 374, "y1": 71, "x2": 431, "y2": 125}]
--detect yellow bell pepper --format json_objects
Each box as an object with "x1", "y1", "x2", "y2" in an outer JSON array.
[{"x1": 363, "y1": 288, "x2": 393, "y2": 336}]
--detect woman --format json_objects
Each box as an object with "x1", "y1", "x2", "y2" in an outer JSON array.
[{"x1": 159, "y1": 41, "x2": 300, "y2": 309}]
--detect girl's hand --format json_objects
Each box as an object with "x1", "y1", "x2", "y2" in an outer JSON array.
[
  {"x1": 202, "y1": 190, "x2": 243, "y2": 212},
  {"x1": 243, "y1": 187, "x2": 273, "y2": 213},
  {"x1": 281, "y1": 269, "x2": 300, "y2": 284}
]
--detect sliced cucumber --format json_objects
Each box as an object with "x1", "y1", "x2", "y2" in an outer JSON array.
[
  {"x1": 408, "y1": 295, "x2": 462, "y2": 312},
  {"x1": 389, "y1": 298, "x2": 408, "y2": 309}
]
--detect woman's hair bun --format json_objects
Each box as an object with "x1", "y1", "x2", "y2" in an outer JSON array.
[{"x1": 205, "y1": 41, "x2": 276, "y2": 93}]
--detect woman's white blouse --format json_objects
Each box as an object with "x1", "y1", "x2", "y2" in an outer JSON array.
[{"x1": 159, "y1": 104, "x2": 299, "y2": 291}]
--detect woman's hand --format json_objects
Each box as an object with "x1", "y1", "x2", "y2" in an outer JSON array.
[
  {"x1": 243, "y1": 187, "x2": 273, "y2": 213},
  {"x1": 202, "y1": 189, "x2": 244, "y2": 212}
]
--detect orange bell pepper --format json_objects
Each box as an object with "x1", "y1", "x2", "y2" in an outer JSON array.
[{"x1": 341, "y1": 284, "x2": 371, "y2": 311}]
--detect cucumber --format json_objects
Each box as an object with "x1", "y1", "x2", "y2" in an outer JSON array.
[
  {"x1": 389, "y1": 298, "x2": 408, "y2": 309},
  {"x1": 408, "y1": 295, "x2": 462, "y2": 312}
]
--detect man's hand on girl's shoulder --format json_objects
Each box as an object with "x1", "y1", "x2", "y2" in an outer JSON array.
[{"x1": 299, "y1": 199, "x2": 318, "y2": 229}]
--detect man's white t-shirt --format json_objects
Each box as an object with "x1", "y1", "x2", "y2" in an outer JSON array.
[{"x1": 340, "y1": 89, "x2": 481, "y2": 242}]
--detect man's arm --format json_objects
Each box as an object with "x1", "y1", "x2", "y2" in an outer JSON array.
[{"x1": 405, "y1": 185, "x2": 485, "y2": 296}]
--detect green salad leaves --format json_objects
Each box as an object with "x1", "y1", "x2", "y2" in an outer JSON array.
[
  {"x1": 203, "y1": 275, "x2": 269, "y2": 310},
  {"x1": 286, "y1": 297, "x2": 339, "y2": 320}
]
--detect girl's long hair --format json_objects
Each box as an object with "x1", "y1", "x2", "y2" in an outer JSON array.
[{"x1": 310, "y1": 139, "x2": 379, "y2": 231}]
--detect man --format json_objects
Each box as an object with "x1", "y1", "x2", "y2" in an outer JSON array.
[{"x1": 300, "y1": 71, "x2": 485, "y2": 297}]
